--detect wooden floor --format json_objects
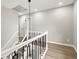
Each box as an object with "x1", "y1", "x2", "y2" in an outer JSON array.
[{"x1": 44, "y1": 43, "x2": 77, "y2": 59}]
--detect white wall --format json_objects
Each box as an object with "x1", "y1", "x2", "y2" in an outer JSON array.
[
  {"x1": 73, "y1": 2, "x2": 77, "y2": 49},
  {"x1": 20, "y1": 5, "x2": 73, "y2": 45},
  {"x1": 1, "y1": 7, "x2": 18, "y2": 48},
  {"x1": 1, "y1": 4, "x2": 76, "y2": 50}
]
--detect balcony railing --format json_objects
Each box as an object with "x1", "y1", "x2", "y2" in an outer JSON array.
[{"x1": 1, "y1": 31, "x2": 48, "y2": 59}]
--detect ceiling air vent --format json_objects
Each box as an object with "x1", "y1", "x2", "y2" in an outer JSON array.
[{"x1": 12, "y1": 5, "x2": 27, "y2": 12}]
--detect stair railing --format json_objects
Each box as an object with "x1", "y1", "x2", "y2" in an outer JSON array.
[{"x1": 1, "y1": 31, "x2": 48, "y2": 59}]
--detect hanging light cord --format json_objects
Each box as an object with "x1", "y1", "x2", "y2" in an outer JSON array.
[
  {"x1": 28, "y1": 0, "x2": 31, "y2": 38},
  {"x1": 28, "y1": 0, "x2": 31, "y2": 19}
]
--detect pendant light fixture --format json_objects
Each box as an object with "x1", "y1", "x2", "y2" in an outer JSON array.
[
  {"x1": 28, "y1": 0, "x2": 31, "y2": 20},
  {"x1": 27, "y1": 0, "x2": 31, "y2": 40}
]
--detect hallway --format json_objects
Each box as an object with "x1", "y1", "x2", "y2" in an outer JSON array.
[
  {"x1": 1, "y1": 0, "x2": 77, "y2": 59},
  {"x1": 44, "y1": 43, "x2": 77, "y2": 59}
]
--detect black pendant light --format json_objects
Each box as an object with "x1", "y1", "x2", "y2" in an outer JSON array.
[
  {"x1": 28, "y1": 0, "x2": 31, "y2": 17},
  {"x1": 28, "y1": 0, "x2": 31, "y2": 21},
  {"x1": 28, "y1": 0, "x2": 31, "y2": 38},
  {"x1": 28, "y1": 0, "x2": 31, "y2": 2}
]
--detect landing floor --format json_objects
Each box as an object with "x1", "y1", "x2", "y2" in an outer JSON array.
[{"x1": 44, "y1": 43, "x2": 77, "y2": 59}]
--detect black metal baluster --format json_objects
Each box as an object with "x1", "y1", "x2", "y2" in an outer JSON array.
[
  {"x1": 17, "y1": 52, "x2": 18, "y2": 59},
  {"x1": 22, "y1": 46, "x2": 24, "y2": 59},
  {"x1": 42, "y1": 36, "x2": 44, "y2": 52},
  {"x1": 41, "y1": 36, "x2": 44, "y2": 54},
  {"x1": 41, "y1": 37, "x2": 42, "y2": 53},
  {"x1": 45, "y1": 35, "x2": 46, "y2": 50},
  {"x1": 36, "y1": 40, "x2": 37, "y2": 59},
  {"x1": 38, "y1": 39, "x2": 39, "y2": 59},
  {"x1": 42, "y1": 36, "x2": 44, "y2": 51},
  {"x1": 40, "y1": 38, "x2": 41, "y2": 59},
  {"x1": 43, "y1": 35, "x2": 45, "y2": 50},
  {"x1": 41, "y1": 37, "x2": 43, "y2": 55},
  {"x1": 27, "y1": 45, "x2": 28, "y2": 59},
  {"x1": 32, "y1": 42, "x2": 33, "y2": 59},
  {"x1": 28, "y1": 44, "x2": 31, "y2": 56}
]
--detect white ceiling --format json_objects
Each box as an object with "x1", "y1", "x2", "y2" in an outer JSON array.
[{"x1": 1, "y1": 0, "x2": 75, "y2": 15}]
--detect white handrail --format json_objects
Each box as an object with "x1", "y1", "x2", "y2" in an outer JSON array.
[
  {"x1": 21, "y1": 34, "x2": 27, "y2": 42},
  {"x1": 2, "y1": 31, "x2": 18, "y2": 50},
  {"x1": 1, "y1": 31, "x2": 48, "y2": 58}
]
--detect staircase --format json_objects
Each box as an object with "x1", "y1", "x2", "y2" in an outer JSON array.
[{"x1": 1, "y1": 31, "x2": 48, "y2": 59}]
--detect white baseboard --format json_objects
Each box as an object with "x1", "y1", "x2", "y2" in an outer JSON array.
[
  {"x1": 48, "y1": 41, "x2": 77, "y2": 52},
  {"x1": 71, "y1": 45, "x2": 77, "y2": 52},
  {"x1": 48, "y1": 41, "x2": 73, "y2": 47}
]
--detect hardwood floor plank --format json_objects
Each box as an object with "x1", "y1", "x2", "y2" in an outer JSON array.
[{"x1": 44, "y1": 43, "x2": 77, "y2": 59}]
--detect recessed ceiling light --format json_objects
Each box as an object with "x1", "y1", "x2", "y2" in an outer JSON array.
[
  {"x1": 34, "y1": 9, "x2": 38, "y2": 11},
  {"x1": 59, "y1": 2, "x2": 63, "y2": 5}
]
